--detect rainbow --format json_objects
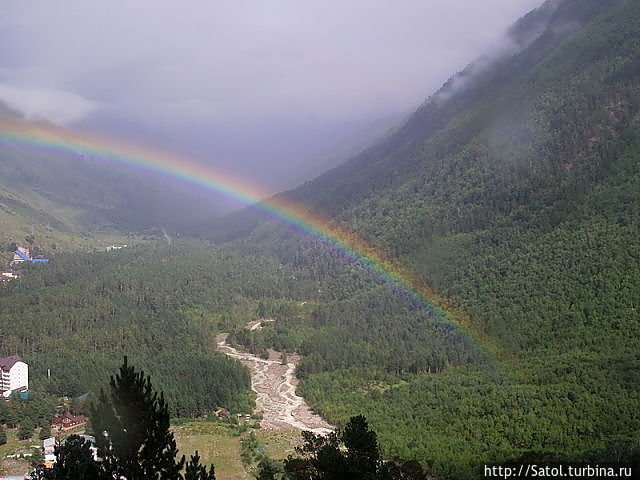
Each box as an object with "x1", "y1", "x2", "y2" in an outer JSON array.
[{"x1": 0, "y1": 117, "x2": 501, "y2": 361}]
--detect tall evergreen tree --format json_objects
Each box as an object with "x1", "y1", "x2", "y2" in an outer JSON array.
[
  {"x1": 39, "y1": 423, "x2": 52, "y2": 441},
  {"x1": 35, "y1": 357, "x2": 216, "y2": 479},
  {"x1": 18, "y1": 419, "x2": 34, "y2": 440},
  {"x1": 342, "y1": 415, "x2": 381, "y2": 479},
  {"x1": 184, "y1": 452, "x2": 216, "y2": 480},
  {"x1": 32, "y1": 435, "x2": 102, "y2": 480},
  {"x1": 90, "y1": 356, "x2": 185, "y2": 479},
  {"x1": 284, "y1": 415, "x2": 393, "y2": 480}
]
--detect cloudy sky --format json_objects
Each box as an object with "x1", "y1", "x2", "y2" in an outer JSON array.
[{"x1": 0, "y1": 0, "x2": 543, "y2": 193}]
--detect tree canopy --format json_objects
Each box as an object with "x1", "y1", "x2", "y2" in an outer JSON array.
[
  {"x1": 283, "y1": 415, "x2": 428, "y2": 480},
  {"x1": 33, "y1": 357, "x2": 215, "y2": 480}
]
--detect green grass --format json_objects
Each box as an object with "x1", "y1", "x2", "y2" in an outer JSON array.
[
  {"x1": 0, "y1": 428, "x2": 40, "y2": 477},
  {"x1": 254, "y1": 429, "x2": 301, "y2": 461},
  {"x1": 0, "y1": 420, "x2": 302, "y2": 478},
  {"x1": 0, "y1": 200, "x2": 147, "y2": 256},
  {"x1": 172, "y1": 420, "x2": 303, "y2": 480},
  {"x1": 173, "y1": 421, "x2": 250, "y2": 480}
]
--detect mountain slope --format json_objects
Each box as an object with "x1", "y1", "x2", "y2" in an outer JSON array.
[
  {"x1": 207, "y1": 0, "x2": 640, "y2": 475},
  {"x1": 2, "y1": 0, "x2": 638, "y2": 476},
  {"x1": 289, "y1": 0, "x2": 640, "y2": 353},
  {"x1": 0, "y1": 106, "x2": 222, "y2": 250}
]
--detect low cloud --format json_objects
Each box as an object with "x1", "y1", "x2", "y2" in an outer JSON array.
[
  {"x1": 0, "y1": 0, "x2": 544, "y2": 189},
  {"x1": 0, "y1": 84, "x2": 99, "y2": 126},
  {"x1": 428, "y1": 0, "x2": 557, "y2": 107}
]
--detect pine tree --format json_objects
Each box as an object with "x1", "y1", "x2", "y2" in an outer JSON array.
[
  {"x1": 18, "y1": 419, "x2": 34, "y2": 440},
  {"x1": 283, "y1": 415, "x2": 415, "y2": 480},
  {"x1": 184, "y1": 452, "x2": 216, "y2": 480},
  {"x1": 90, "y1": 356, "x2": 186, "y2": 479},
  {"x1": 32, "y1": 357, "x2": 217, "y2": 479},
  {"x1": 39, "y1": 423, "x2": 52, "y2": 440},
  {"x1": 32, "y1": 435, "x2": 102, "y2": 480},
  {"x1": 341, "y1": 415, "x2": 381, "y2": 479}
]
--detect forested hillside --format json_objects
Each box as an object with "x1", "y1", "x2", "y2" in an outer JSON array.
[
  {"x1": 2, "y1": 0, "x2": 640, "y2": 477},
  {"x1": 0, "y1": 242, "x2": 282, "y2": 417},
  {"x1": 207, "y1": 0, "x2": 640, "y2": 476},
  {"x1": 0, "y1": 105, "x2": 217, "y2": 248}
]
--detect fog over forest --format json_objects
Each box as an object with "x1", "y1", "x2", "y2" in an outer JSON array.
[{"x1": 0, "y1": 0, "x2": 542, "y2": 200}]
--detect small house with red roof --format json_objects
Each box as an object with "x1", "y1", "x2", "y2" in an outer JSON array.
[{"x1": 51, "y1": 412, "x2": 87, "y2": 431}]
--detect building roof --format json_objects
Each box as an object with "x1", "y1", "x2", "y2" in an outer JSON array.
[
  {"x1": 52, "y1": 412, "x2": 87, "y2": 425},
  {"x1": 14, "y1": 249, "x2": 31, "y2": 261},
  {"x1": 0, "y1": 355, "x2": 23, "y2": 371},
  {"x1": 43, "y1": 437, "x2": 56, "y2": 448}
]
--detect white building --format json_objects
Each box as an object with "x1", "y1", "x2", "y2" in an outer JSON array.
[
  {"x1": 0, "y1": 355, "x2": 29, "y2": 397},
  {"x1": 42, "y1": 437, "x2": 57, "y2": 467},
  {"x1": 11, "y1": 246, "x2": 31, "y2": 264},
  {"x1": 43, "y1": 437, "x2": 56, "y2": 455}
]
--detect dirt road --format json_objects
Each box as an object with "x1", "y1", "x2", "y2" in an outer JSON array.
[{"x1": 216, "y1": 334, "x2": 333, "y2": 435}]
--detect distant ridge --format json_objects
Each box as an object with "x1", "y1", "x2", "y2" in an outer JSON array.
[{"x1": 0, "y1": 104, "x2": 222, "y2": 248}]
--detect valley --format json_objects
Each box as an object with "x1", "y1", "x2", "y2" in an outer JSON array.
[
  {"x1": 1, "y1": 0, "x2": 639, "y2": 478},
  {"x1": 216, "y1": 333, "x2": 333, "y2": 435}
]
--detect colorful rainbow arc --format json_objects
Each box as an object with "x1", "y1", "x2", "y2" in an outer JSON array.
[{"x1": 0, "y1": 117, "x2": 501, "y2": 362}]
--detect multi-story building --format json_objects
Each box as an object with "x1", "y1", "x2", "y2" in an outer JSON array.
[{"x1": 0, "y1": 355, "x2": 29, "y2": 398}]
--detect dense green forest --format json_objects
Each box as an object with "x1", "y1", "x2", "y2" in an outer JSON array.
[
  {"x1": 211, "y1": 0, "x2": 640, "y2": 477},
  {"x1": 2, "y1": 0, "x2": 640, "y2": 478},
  {"x1": 0, "y1": 243, "x2": 277, "y2": 417}
]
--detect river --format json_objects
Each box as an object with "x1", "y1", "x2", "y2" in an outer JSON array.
[{"x1": 216, "y1": 333, "x2": 333, "y2": 435}]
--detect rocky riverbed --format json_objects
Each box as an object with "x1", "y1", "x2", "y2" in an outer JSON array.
[{"x1": 216, "y1": 333, "x2": 333, "y2": 435}]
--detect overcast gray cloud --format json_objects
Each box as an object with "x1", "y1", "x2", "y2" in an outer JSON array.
[
  {"x1": 0, "y1": 83, "x2": 99, "y2": 125},
  {"x1": 0, "y1": 0, "x2": 544, "y2": 192}
]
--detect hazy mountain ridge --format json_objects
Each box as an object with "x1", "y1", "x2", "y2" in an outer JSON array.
[
  {"x1": 229, "y1": 0, "x2": 640, "y2": 352},
  {"x1": 286, "y1": 0, "x2": 627, "y2": 221},
  {"x1": 224, "y1": 0, "x2": 637, "y2": 266},
  {"x1": 210, "y1": 0, "x2": 617, "y2": 241},
  {"x1": 0, "y1": 105, "x2": 223, "y2": 247}
]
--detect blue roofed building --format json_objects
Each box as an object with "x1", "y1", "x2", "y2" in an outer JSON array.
[{"x1": 11, "y1": 247, "x2": 48, "y2": 265}]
